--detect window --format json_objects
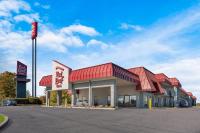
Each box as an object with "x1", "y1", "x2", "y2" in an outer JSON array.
[
  {"x1": 118, "y1": 96, "x2": 124, "y2": 105},
  {"x1": 130, "y1": 96, "x2": 137, "y2": 106},
  {"x1": 118, "y1": 95, "x2": 137, "y2": 107},
  {"x1": 124, "y1": 96, "x2": 130, "y2": 104}
]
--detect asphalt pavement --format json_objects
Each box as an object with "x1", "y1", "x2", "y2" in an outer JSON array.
[{"x1": 0, "y1": 106, "x2": 200, "y2": 133}]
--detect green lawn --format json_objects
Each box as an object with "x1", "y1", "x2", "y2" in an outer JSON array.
[{"x1": 0, "y1": 114, "x2": 5, "y2": 123}]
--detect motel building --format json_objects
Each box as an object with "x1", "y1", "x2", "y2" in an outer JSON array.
[{"x1": 39, "y1": 61, "x2": 197, "y2": 109}]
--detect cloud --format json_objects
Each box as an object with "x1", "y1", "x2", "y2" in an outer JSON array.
[
  {"x1": 34, "y1": 2, "x2": 50, "y2": 9},
  {"x1": 0, "y1": 0, "x2": 30, "y2": 17},
  {"x1": 14, "y1": 13, "x2": 40, "y2": 23},
  {"x1": 61, "y1": 24, "x2": 100, "y2": 36},
  {"x1": 38, "y1": 28, "x2": 84, "y2": 53},
  {"x1": 120, "y1": 23, "x2": 143, "y2": 31},
  {"x1": 87, "y1": 39, "x2": 108, "y2": 49}
]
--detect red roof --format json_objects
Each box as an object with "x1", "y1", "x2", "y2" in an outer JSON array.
[
  {"x1": 169, "y1": 78, "x2": 181, "y2": 87},
  {"x1": 69, "y1": 63, "x2": 139, "y2": 83},
  {"x1": 39, "y1": 75, "x2": 52, "y2": 87},
  {"x1": 128, "y1": 67, "x2": 165, "y2": 94},
  {"x1": 187, "y1": 92, "x2": 193, "y2": 97},
  {"x1": 179, "y1": 88, "x2": 188, "y2": 95},
  {"x1": 155, "y1": 73, "x2": 172, "y2": 85},
  {"x1": 39, "y1": 63, "x2": 140, "y2": 86},
  {"x1": 192, "y1": 96, "x2": 197, "y2": 100}
]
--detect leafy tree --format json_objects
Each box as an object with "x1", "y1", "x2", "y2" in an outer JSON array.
[
  {"x1": 62, "y1": 90, "x2": 71, "y2": 104},
  {"x1": 0, "y1": 71, "x2": 16, "y2": 100},
  {"x1": 50, "y1": 91, "x2": 57, "y2": 105},
  {"x1": 49, "y1": 90, "x2": 71, "y2": 106}
]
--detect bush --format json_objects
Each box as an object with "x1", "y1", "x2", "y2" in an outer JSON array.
[
  {"x1": 39, "y1": 96, "x2": 46, "y2": 105},
  {"x1": 28, "y1": 97, "x2": 42, "y2": 104},
  {"x1": 14, "y1": 98, "x2": 29, "y2": 104},
  {"x1": 7, "y1": 97, "x2": 42, "y2": 105}
]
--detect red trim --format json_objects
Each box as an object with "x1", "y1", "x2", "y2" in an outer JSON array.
[
  {"x1": 191, "y1": 96, "x2": 197, "y2": 100},
  {"x1": 69, "y1": 63, "x2": 139, "y2": 83},
  {"x1": 155, "y1": 73, "x2": 172, "y2": 85},
  {"x1": 187, "y1": 92, "x2": 193, "y2": 97},
  {"x1": 169, "y1": 78, "x2": 181, "y2": 87},
  {"x1": 128, "y1": 67, "x2": 165, "y2": 94},
  {"x1": 39, "y1": 75, "x2": 52, "y2": 87}
]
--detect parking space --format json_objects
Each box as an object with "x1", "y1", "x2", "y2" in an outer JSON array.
[{"x1": 0, "y1": 106, "x2": 200, "y2": 133}]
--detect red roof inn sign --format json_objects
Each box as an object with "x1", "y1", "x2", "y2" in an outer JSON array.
[
  {"x1": 52, "y1": 61, "x2": 71, "y2": 90},
  {"x1": 17, "y1": 61, "x2": 27, "y2": 76},
  {"x1": 31, "y1": 22, "x2": 38, "y2": 40}
]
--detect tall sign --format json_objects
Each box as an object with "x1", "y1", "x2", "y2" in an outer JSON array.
[
  {"x1": 17, "y1": 61, "x2": 27, "y2": 76},
  {"x1": 32, "y1": 22, "x2": 38, "y2": 39},
  {"x1": 32, "y1": 22, "x2": 38, "y2": 97},
  {"x1": 52, "y1": 60, "x2": 71, "y2": 90},
  {"x1": 16, "y1": 61, "x2": 30, "y2": 98}
]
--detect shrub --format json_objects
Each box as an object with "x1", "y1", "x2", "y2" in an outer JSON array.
[
  {"x1": 28, "y1": 97, "x2": 42, "y2": 104},
  {"x1": 39, "y1": 96, "x2": 46, "y2": 105},
  {"x1": 14, "y1": 98, "x2": 29, "y2": 104},
  {"x1": 6, "y1": 97, "x2": 42, "y2": 105}
]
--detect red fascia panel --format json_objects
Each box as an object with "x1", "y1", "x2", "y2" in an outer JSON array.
[
  {"x1": 69, "y1": 63, "x2": 113, "y2": 82},
  {"x1": 145, "y1": 69, "x2": 165, "y2": 94},
  {"x1": 191, "y1": 96, "x2": 197, "y2": 100},
  {"x1": 128, "y1": 67, "x2": 165, "y2": 94},
  {"x1": 39, "y1": 75, "x2": 52, "y2": 87},
  {"x1": 129, "y1": 67, "x2": 153, "y2": 92},
  {"x1": 187, "y1": 92, "x2": 193, "y2": 97},
  {"x1": 169, "y1": 78, "x2": 181, "y2": 87},
  {"x1": 112, "y1": 64, "x2": 140, "y2": 84},
  {"x1": 155, "y1": 73, "x2": 172, "y2": 85},
  {"x1": 69, "y1": 63, "x2": 139, "y2": 83}
]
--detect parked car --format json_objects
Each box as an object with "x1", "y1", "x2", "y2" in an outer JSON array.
[
  {"x1": 76, "y1": 99, "x2": 88, "y2": 106},
  {"x1": 179, "y1": 99, "x2": 189, "y2": 107},
  {"x1": 3, "y1": 99, "x2": 17, "y2": 106}
]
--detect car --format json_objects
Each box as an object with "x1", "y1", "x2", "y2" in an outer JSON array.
[
  {"x1": 76, "y1": 99, "x2": 88, "y2": 106},
  {"x1": 3, "y1": 99, "x2": 17, "y2": 106},
  {"x1": 179, "y1": 99, "x2": 189, "y2": 107}
]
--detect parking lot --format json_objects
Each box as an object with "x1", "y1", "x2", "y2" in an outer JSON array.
[{"x1": 0, "y1": 106, "x2": 200, "y2": 133}]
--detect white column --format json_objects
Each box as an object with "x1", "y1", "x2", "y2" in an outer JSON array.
[
  {"x1": 46, "y1": 91, "x2": 50, "y2": 107},
  {"x1": 71, "y1": 89, "x2": 76, "y2": 107},
  {"x1": 57, "y1": 90, "x2": 62, "y2": 106},
  {"x1": 46, "y1": 91, "x2": 48, "y2": 107},
  {"x1": 88, "y1": 81, "x2": 93, "y2": 106},
  {"x1": 110, "y1": 81, "x2": 116, "y2": 108}
]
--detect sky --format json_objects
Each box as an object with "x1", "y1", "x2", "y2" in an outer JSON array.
[{"x1": 0, "y1": 0, "x2": 200, "y2": 102}]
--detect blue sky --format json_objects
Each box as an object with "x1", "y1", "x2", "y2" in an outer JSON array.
[{"x1": 0, "y1": 0, "x2": 200, "y2": 102}]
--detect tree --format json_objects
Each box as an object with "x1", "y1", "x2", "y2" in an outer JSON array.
[
  {"x1": 0, "y1": 71, "x2": 16, "y2": 100},
  {"x1": 26, "y1": 90, "x2": 31, "y2": 97}
]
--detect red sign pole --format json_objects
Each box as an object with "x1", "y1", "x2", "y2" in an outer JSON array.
[{"x1": 31, "y1": 22, "x2": 38, "y2": 97}]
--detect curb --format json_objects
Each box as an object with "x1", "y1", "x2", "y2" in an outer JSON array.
[
  {"x1": 0, "y1": 115, "x2": 9, "y2": 129},
  {"x1": 41, "y1": 105, "x2": 117, "y2": 110}
]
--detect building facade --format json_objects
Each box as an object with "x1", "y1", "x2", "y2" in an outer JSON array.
[{"x1": 39, "y1": 61, "x2": 197, "y2": 108}]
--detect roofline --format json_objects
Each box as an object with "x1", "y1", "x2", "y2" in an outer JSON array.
[
  {"x1": 71, "y1": 62, "x2": 113, "y2": 72},
  {"x1": 128, "y1": 66, "x2": 156, "y2": 75},
  {"x1": 53, "y1": 60, "x2": 72, "y2": 70}
]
